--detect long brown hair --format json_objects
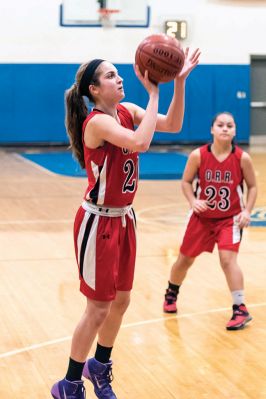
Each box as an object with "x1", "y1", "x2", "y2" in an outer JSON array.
[{"x1": 65, "y1": 62, "x2": 101, "y2": 168}]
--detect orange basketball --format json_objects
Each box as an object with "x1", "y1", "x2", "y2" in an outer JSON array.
[{"x1": 135, "y1": 34, "x2": 185, "y2": 84}]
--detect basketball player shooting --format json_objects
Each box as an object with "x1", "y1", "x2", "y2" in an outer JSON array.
[{"x1": 51, "y1": 45, "x2": 200, "y2": 399}]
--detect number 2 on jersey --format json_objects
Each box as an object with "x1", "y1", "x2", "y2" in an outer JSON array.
[
  {"x1": 205, "y1": 185, "x2": 230, "y2": 211},
  {"x1": 122, "y1": 159, "x2": 136, "y2": 193}
]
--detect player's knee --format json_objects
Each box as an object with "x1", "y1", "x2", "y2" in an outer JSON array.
[
  {"x1": 175, "y1": 255, "x2": 194, "y2": 270},
  {"x1": 220, "y1": 258, "x2": 233, "y2": 271},
  {"x1": 185, "y1": 257, "x2": 195, "y2": 267},
  {"x1": 112, "y1": 294, "x2": 131, "y2": 315},
  {"x1": 85, "y1": 305, "x2": 110, "y2": 328}
]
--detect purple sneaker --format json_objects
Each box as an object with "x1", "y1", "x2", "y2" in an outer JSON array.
[
  {"x1": 51, "y1": 378, "x2": 86, "y2": 399},
  {"x1": 83, "y1": 358, "x2": 117, "y2": 399}
]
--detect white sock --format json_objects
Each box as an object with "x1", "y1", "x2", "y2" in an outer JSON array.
[{"x1": 231, "y1": 290, "x2": 245, "y2": 306}]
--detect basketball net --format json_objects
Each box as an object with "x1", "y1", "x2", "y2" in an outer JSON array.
[{"x1": 98, "y1": 9, "x2": 120, "y2": 28}]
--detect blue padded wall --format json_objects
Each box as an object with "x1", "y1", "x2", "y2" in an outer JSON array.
[{"x1": 0, "y1": 63, "x2": 250, "y2": 144}]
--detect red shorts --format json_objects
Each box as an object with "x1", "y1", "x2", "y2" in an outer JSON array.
[
  {"x1": 74, "y1": 203, "x2": 136, "y2": 301},
  {"x1": 180, "y1": 212, "x2": 242, "y2": 257}
]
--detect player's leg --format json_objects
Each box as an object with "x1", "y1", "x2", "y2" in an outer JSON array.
[
  {"x1": 83, "y1": 291, "x2": 130, "y2": 399},
  {"x1": 164, "y1": 213, "x2": 215, "y2": 313},
  {"x1": 219, "y1": 249, "x2": 252, "y2": 330},
  {"x1": 218, "y1": 249, "x2": 243, "y2": 292},
  {"x1": 51, "y1": 208, "x2": 120, "y2": 399},
  {"x1": 71, "y1": 298, "x2": 113, "y2": 361},
  {"x1": 217, "y1": 217, "x2": 252, "y2": 330},
  {"x1": 97, "y1": 290, "x2": 131, "y2": 346},
  {"x1": 164, "y1": 253, "x2": 195, "y2": 313},
  {"x1": 83, "y1": 213, "x2": 136, "y2": 399},
  {"x1": 51, "y1": 298, "x2": 112, "y2": 399},
  {"x1": 169, "y1": 252, "x2": 196, "y2": 285}
]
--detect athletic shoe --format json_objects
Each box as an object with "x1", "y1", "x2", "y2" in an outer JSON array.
[
  {"x1": 83, "y1": 358, "x2": 117, "y2": 399},
  {"x1": 163, "y1": 289, "x2": 177, "y2": 313},
  {"x1": 51, "y1": 378, "x2": 86, "y2": 399},
  {"x1": 226, "y1": 304, "x2": 252, "y2": 330}
]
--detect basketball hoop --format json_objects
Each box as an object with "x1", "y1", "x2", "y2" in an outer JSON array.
[{"x1": 98, "y1": 8, "x2": 120, "y2": 28}]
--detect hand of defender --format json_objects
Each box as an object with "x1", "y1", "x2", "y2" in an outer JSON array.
[
  {"x1": 236, "y1": 210, "x2": 251, "y2": 229},
  {"x1": 191, "y1": 199, "x2": 209, "y2": 214}
]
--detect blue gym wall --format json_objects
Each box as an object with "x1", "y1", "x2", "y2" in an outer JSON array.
[
  {"x1": 0, "y1": 63, "x2": 250, "y2": 144},
  {"x1": 2, "y1": 0, "x2": 266, "y2": 146}
]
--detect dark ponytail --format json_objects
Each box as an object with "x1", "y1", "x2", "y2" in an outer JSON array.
[{"x1": 65, "y1": 62, "x2": 101, "y2": 169}]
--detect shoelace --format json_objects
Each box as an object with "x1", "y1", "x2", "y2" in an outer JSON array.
[
  {"x1": 231, "y1": 309, "x2": 246, "y2": 320},
  {"x1": 97, "y1": 366, "x2": 114, "y2": 389},
  {"x1": 81, "y1": 385, "x2": 86, "y2": 398},
  {"x1": 72, "y1": 383, "x2": 86, "y2": 399},
  {"x1": 165, "y1": 290, "x2": 177, "y2": 304}
]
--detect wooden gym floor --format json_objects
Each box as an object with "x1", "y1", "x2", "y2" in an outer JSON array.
[{"x1": 0, "y1": 146, "x2": 265, "y2": 399}]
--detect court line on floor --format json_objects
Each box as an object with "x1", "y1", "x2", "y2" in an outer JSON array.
[
  {"x1": 135, "y1": 203, "x2": 189, "y2": 227},
  {"x1": 12, "y1": 154, "x2": 57, "y2": 176},
  {"x1": 1, "y1": 302, "x2": 266, "y2": 360}
]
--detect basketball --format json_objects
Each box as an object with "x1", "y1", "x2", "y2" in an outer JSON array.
[{"x1": 135, "y1": 34, "x2": 185, "y2": 84}]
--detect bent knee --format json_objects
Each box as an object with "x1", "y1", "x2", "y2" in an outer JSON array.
[
  {"x1": 220, "y1": 260, "x2": 235, "y2": 271},
  {"x1": 175, "y1": 255, "x2": 195, "y2": 269}
]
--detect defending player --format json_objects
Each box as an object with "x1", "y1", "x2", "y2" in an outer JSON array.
[{"x1": 163, "y1": 112, "x2": 257, "y2": 331}]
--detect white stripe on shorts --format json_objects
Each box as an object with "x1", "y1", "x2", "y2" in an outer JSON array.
[
  {"x1": 233, "y1": 215, "x2": 241, "y2": 244},
  {"x1": 77, "y1": 211, "x2": 99, "y2": 291}
]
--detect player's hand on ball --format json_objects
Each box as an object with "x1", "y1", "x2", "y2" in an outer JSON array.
[
  {"x1": 176, "y1": 48, "x2": 201, "y2": 80},
  {"x1": 134, "y1": 64, "x2": 159, "y2": 95}
]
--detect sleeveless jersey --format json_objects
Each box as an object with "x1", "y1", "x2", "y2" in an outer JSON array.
[
  {"x1": 82, "y1": 104, "x2": 138, "y2": 207},
  {"x1": 195, "y1": 144, "x2": 244, "y2": 219}
]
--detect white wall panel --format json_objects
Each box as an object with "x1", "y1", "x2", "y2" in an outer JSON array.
[{"x1": 0, "y1": 0, "x2": 266, "y2": 63}]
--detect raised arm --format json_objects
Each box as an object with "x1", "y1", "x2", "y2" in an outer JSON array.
[
  {"x1": 156, "y1": 47, "x2": 201, "y2": 132},
  {"x1": 125, "y1": 48, "x2": 200, "y2": 133},
  {"x1": 84, "y1": 69, "x2": 159, "y2": 153}
]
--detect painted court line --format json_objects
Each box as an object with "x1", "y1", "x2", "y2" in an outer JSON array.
[
  {"x1": 13, "y1": 153, "x2": 56, "y2": 176},
  {"x1": 0, "y1": 302, "x2": 265, "y2": 360},
  {"x1": 136, "y1": 204, "x2": 187, "y2": 226}
]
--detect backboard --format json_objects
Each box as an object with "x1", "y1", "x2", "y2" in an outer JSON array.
[{"x1": 60, "y1": 0, "x2": 150, "y2": 28}]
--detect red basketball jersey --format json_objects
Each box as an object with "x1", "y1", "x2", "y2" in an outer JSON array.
[
  {"x1": 82, "y1": 104, "x2": 138, "y2": 207},
  {"x1": 195, "y1": 144, "x2": 244, "y2": 219}
]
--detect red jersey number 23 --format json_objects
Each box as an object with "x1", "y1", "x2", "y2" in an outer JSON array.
[{"x1": 205, "y1": 185, "x2": 231, "y2": 211}]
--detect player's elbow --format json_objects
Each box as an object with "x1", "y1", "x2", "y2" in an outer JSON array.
[
  {"x1": 169, "y1": 121, "x2": 183, "y2": 133},
  {"x1": 136, "y1": 142, "x2": 150, "y2": 152},
  {"x1": 163, "y1": 120, "x2": 182, "y2": 133},
  {"x1": 133, "y1": 138, "x2": 151, "y2": 152}
]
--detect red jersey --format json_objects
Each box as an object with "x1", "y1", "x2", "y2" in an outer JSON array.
[
  {"x1": 195, "y1": 144, "x2": 244, "y2": 219},
  {"x1": 82, "y1": 104, "x2": 138, "y2": 207}
]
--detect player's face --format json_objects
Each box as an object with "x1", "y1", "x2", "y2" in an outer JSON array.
[
  {"x1": 211, "y1": 114, "x2": 236, "y2": 142},
  {"x1": 94, "y1": 61, "x2": 124, "y2": 102}
]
